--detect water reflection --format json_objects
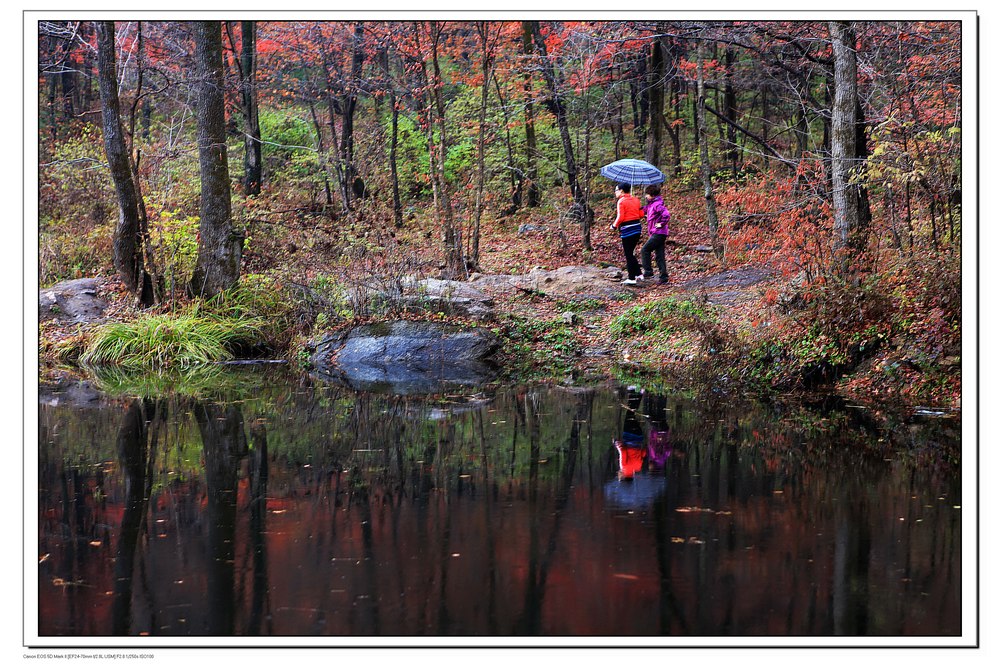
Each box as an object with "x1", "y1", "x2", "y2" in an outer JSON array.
[{"x1": 37, "y1": 369, "x2": 962, "y2": 637}]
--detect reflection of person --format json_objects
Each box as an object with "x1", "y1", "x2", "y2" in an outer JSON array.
[
  {"x1": 615, "y1": 438, "x2": 646, "y2": 479},
  {"x1": 615, "y1": 388, "x2": 646, "y2": 479},
  {"x1": 646, "y1": 424, "x2": 672, "y2": 468},
  {"x1": 608, "y1": 183, "x2": 644, "y2": 285},
  {"x1": 641, "y1": 392, "x2": 674, "y2": 468}
]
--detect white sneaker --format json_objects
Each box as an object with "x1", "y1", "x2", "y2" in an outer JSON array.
[
  {"x1": 622, "y1": 279, "x2": 637, "y2": 285},
  {"x1": 636, "y1": 275, "x2": 645, "y2": 282}
]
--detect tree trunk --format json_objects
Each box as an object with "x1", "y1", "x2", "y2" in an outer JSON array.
[
  {"x1": 666, "y1": 62, "x2": 682, "y2": 176},
  {"x1": 338, "y1": 22, "x2": 365, "y2": 211},
  {"x1": 381, "y1": 47, "x2": 404, "y2": 228},
  {"x1": 723, "y1": 46, "x2": 739, "y2": 178},
  {"x1": 520, "y1": 22, "x2": 541, "y2": 207},
  {"x1": 528, "y1": 21, "x2": 593, "y2": 250},
  {"x1": 415, "y1": 22, "x2": 463, "y2": 279},
  {"x1": 324, "y1": 94, "x2": 347, "y2": 211},
  {"x1": 431, "y1": 25, "x2": 464, "y2": 278},
  {"x1": 644, "y1": 33, "x2": 666, "y2": 168},
  {"x1": 190, "y1": 21, "x2": 242, "y2": 298},
  {"x1": 492, "y1": 74, "x2": 522, "y2": 214},
  {"x1": 696, "y1": 40, "x2": 722, "y2": 260},
  {"x1": 471, "y1": 22, "x2": 494, "y2": 270},
  {"x1": 239, "y1": 21, "x2": 263, "y2": 196},
  {"x1": 829, "y1": 21, "x2": 862, "y2": 275},
  {"x1": 307, "y1": 102, "x2": 335, "y2": 209},
  {"x1": 95, "y1": 21, "x2": 153, "y2": 306}
]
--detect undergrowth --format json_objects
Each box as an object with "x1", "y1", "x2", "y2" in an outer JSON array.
[{"x1": 81, "y1": 312, "x2": 264, "y2": 368}]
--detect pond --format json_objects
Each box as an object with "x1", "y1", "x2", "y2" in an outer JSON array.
[{"x1": 36, "y1": 365, "x2": 962, "y2": 638}]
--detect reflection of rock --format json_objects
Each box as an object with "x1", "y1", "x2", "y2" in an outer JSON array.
[
  {"x1": 39, "y1": 378, "x2": 105, "y2": 408},
  {"x1": 39, "y1": 278, "x2": 107, "y2": 323},
  {"x1": 310, "y1": 321, "x2": 499, "y2": 394}
]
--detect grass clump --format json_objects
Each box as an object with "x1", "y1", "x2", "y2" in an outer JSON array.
[
  {"x1": 495, "y1": 315, "x2": 581, "y2": 379},
  {"x1": 609, "y1": 297, "x2": 716, "y2": 338},
  {"x1": 607, "y1": 297, "x2": 726, "y2": 368},
  {"x1": 81, "y1": 313, "x2": 263, "y2": 369}
]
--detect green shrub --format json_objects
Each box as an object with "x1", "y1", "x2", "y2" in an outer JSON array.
[
  {"x1": 148, "y1": 210, "x2": 200, "y2": 295},
  {"x1": 200, "y1": 273, "x2": 300, "y2": 349},
  {"x1": 40, "y1": 219, "x2": 112, "y2": 285},
  {"x1": 608, "y1": 298, "x2": 713, "y2": 338}
]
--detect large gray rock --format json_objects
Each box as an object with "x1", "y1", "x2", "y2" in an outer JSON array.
[
  {"x1": 401, "y1": 278, "x2": 495, "y2": 320},
  {"x1": 470, "y1": 265, "x2": 623, "y2": 300},
  {"x1": 310, "y1": 321, "x2": 500, "y2": 394},
  {"x1": 39, "y1": 278, "x2": 107, "y2": 323}
]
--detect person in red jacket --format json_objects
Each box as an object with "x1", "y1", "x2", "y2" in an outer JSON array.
[{"x1": 609, "y1": 182, "x2": 645, "y2": 285}]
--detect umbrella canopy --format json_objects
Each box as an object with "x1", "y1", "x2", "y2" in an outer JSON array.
[
  {"x1": 600, "y1": 158, "x2": 665, "y2": 186},
  {"x1": 602, "y1": 474, "x2": 668, "y2": 510}
]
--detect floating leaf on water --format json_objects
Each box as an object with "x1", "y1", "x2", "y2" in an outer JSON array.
[
  {"x1": 39, "y1": 554, "x2": 50, "y2": 564},
  {"x1": 88, "y1": 541, "x2": 102, "y2": 547},
  {"x1": 613, "y1": 573, "x2": 639, "y2": 580},
  {"x1": 687, "y1": 537, "x2": 705, "y2": 545},
  {"x1": 671, "y1": 537, "x2": 685, "y2": 544}
]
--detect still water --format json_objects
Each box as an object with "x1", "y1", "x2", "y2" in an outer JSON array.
[{"x1": 37, "y1": 366, "x2": 961, "y2": 637}]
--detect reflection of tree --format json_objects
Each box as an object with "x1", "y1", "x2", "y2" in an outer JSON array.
[
  {"x1": 194, "y1": 402, "x2": 248, "y2": 635},
  {"x1": 112, "y1": 399, "x2": 161, "y2": 635},
  {"x1": 246, "y1": 421, "x2": 271, "y2": 634},
  {"x1": 833, "y1": 500, "x2": 871, "y2": 635},
  {"x1": 515, "y1": 389, "x2": 593, "y2": 634}
]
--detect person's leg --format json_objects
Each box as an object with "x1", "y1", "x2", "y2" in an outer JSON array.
[
  {"x1": 641, "y1": 237, "x2": 655, "y2": 278},
  {"x1": 653, "y1": 234, "x2": 668, "y2": 281},
  {"x1": 623, "y1": 235, "x2": 641, "y2": 279},
  {"x1": 620, "y1": 237, "x2": 631, "y2": 277}
]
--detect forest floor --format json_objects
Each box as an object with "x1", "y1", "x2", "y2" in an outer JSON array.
[{"x1": 38, "y1": 187, "x2": 962, "y2": 412}]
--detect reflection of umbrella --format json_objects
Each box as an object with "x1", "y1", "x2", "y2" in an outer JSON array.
[
  {"x1": 603, "y1": 474, "x2": 668, "y2": 510},
  {"x1": 600, "y1": 158, "x2": 665, "y2": 186}
]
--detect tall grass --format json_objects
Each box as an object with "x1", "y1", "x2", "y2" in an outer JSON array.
[{"x1": 81, "y1": 313, "x2": 263, "y2": 369}]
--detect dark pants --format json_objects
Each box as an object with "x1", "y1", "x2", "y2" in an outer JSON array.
[
  {"x1": 641, "y1": 234, "x2": 668, "y2": 280},
  {"x1": 621, "y1": 235, "x2": 642, "y2": 279}
]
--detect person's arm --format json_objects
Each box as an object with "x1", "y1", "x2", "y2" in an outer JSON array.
[
  {"x1": 611, "y1": 198, "x2": 625, "y2": 229},
  {"x1": 653, "y1": 203, "x2": 669, "y2": 230}
]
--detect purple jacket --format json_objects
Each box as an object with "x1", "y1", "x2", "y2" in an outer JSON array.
[{"x1": 644, "y1": 196, "x2": 670, "y2": 236}]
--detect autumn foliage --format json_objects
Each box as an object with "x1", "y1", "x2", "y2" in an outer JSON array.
[{"x1": 37, "y1": 19, "x2": 963, "y2": 406}]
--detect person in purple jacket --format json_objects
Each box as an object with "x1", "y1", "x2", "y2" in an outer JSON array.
[{"x1": 640, "y1": 184, "x2": 670, "y2": 284}]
